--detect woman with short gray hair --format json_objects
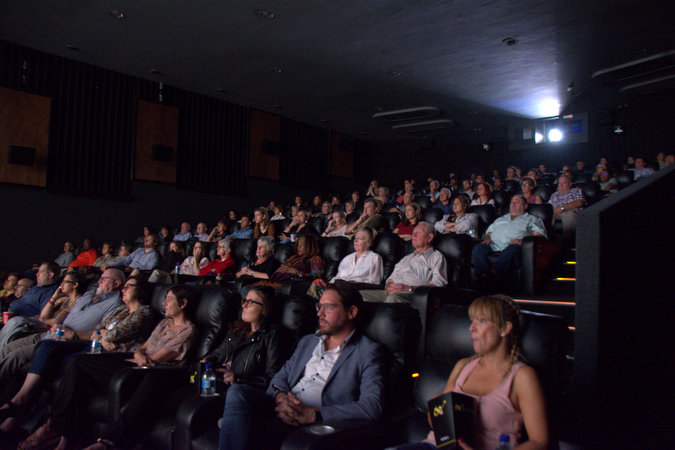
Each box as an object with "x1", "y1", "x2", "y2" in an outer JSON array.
[{"x1": 236, "y1": 237, "x2": 279, "y2": 280}]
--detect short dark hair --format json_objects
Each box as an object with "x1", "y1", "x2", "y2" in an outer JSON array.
[
  {"x1": 325, "y1": 281, "x2": 363, "y2": 311},
  {"x1": 168, "y1": 284, "x2": 196, "y2": 319},
  {"x1": 42, "y1": 261, "x2": 61, "y2": 278},
  {"x1": 127, "y1": 276, "x2": 152, "y2": 305},
  {"x1": 63, "y1": 270, "x2": 88, "y2": 296}
]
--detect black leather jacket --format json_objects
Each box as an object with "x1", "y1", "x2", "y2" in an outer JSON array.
[{"x1": 203, "y1": 325, "x2": 290, "y2": 389}]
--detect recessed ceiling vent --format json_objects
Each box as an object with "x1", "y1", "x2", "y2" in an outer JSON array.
[
  {"x1": 592, "y1": 50, "x2": 675, "y2": 94},
  {"x1": 372, "y1": 106, "x2": 441, "y2": 122}
]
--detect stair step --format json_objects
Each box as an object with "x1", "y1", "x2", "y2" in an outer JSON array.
[
  {"x1": 543, "y1": 278, "x2": 575, "y2": 296},
  {"x1": 553, "y1": 263, "x2": 576, "y2": 278}
]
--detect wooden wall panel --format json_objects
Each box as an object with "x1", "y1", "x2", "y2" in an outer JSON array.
[
  {"x1": 331, "y1": 132, "x2": 354, "y2": 179},
  {"x1": 134, "y1": 99, "x2": 178, "y2": 183},
  {"x1": 0, "y1": 87, "x2": 50, "y2": 187},
  {"x1": 249, "y1": 109, "x2": 280, "y2": 180}
]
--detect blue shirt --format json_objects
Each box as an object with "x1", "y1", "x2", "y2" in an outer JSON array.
[
  {"x1": 486, "y1": 212, "x2": 547, "y2": 252},
  {"x1": 433, "y1": 202, "x2": 452, "y2": 215},
  {"x1": 9, "y1": 283, "x2": 58, "y2": 317},
  {"x1": 40, "y1": 290, "x2": 122, "y2": 340},
  {"x1": 173, "y1": 231, "x2": 193, "y2": 241},
  {"x1": 109, "y1": 248, "x2": 159, "y2": 270},
  {"x1": 228, "y1": 227, "x2": 253, "y2": 239}
]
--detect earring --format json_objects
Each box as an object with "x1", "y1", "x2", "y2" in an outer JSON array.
[{"x1": 500, "y1": 333, "x2": 505, "y2": 337}]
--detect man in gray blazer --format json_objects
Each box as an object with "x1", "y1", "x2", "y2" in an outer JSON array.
[{"x1": 218, "y1": 282, "x2": 385, "y2": 450}]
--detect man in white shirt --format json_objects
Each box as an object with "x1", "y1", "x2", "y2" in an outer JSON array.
[
  {"x1": 218, "y1": 282, "x2": 385, "y2": 450},
  {"x1": 361, "y1": 222, "x2": 448, "y2": 303}
]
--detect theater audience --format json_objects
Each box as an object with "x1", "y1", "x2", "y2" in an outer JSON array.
[
  {"x1": 435, "y1": 196, "x2": 479, "y2": 235},
  {"x1": 362, "y1": 222, "x2": 447, "y2": 303},
  {"x1": 226, "y1": 214, "x2": 254, "y2": 240},
  {"x1": 279, "y1": 209, "x2": 311, "y2": 242},
  {"x1": 1, "y1": 277, "x2": 32, "y2": 313},
  {"x1": 20, "y1": 285, "x2": 197, "y2": 450},
  {"x1": 0, "y1": 272, "x2": 19, "y2": 301},
  {"x1": 252, "y1": 235, "x2": 324, "y2": 292},
  {"x1": 397, "y1": 295, "x2": 548, "y2": 450},
  {"x1": 92, "y1": 242, "x2": 117, "y2": 269},
  {"x1": 236, "y1": 237, "x2": 280, "y2": 280},
  {"x1": 520, "y1": 177, "x2": 543, "y2": 204},
  {"x1": 432, "y1": 188, "x2": 452, "y2": 215},
  {"x1": 308, "y1": 228, "x2": 383, "y2": 298},
  {"x1": 322, "y1": 210, "x2": 348, "y2": 237},
  {"x1": 428, "y1": 179, "x2": 441, "y2": 203},
  {"x1": 8, "y1": 261, "x2": 59, "y2": 318},
  {"x1": 310, "y1": 195, "x2": 322, "y2": 214},
  {"x1": 549, "y1": 175, "x2": 585, "y2": 243},
  {"x1": 67, "y1": 237, "x2": 99, "y2": 269},
  {"x1": 461, "y1": 180, "x2": 476, "y2": 200},
  {"x1": 656, "y1": 152, "x2": 666, "y2": 170},
  {"x1": 207, "y1": 219, "x2": 229, "y2": 242},
  {"x1": 632, "y1": 156, "x2": 655, "y2": 180},
  {"x1": 199, "y1": 240, "x2": 235, "y2": 278},
  {"x1": 159, "y1": 225, "x2": 173, "y2": 243},
  {"x1": 147, "y1": 241, "x2": 186, "y2": 283},
  {"x1": 218, "y1": 282, "x2": 385, "y2": 450},
  {"x1": 173, "y1": 222, "x2": 193, "y2": 241},
  {"x1": 106, "y1": 234, "x2": 160, "y2": 272},
  {"x1": 345, "y1": 198, "x2": 386, "y2": 235},
  {"x1": 394, "y1": 202, "x2": 422, "y2": 241},
  {"x1": 471, "y1": 182, "x2": 495, "y2": 206},
  {"x1": 0, "y1": 268, "x2": 123, "y2": 387},
  {"x1": 599, "y1": 170, "x2": 618, "y2": 195},
  {"x1": 366, "y1": 179, "x2": 379, "y2": 197},
  {"x1": 253, "y1": 207, "x2": 276, "y2": 238},
  {"x1": 194, "y1": 222, "x2": 209, "y2": 241},
  {"x1": 0, "y1": 277, "x2": 154, "y2": 432},
  {"x1": 178, "y1": 241, "x2": 209, "y2": 275},
  {"x1": 472, "y1": 195, "x2": 546, "y2": 284},
  {"x1": 270, "y1": 205, "x2": 286, "y2": 221},
  {"x1": 55, "y1": 242, "x2": 75, "y2": 269}
]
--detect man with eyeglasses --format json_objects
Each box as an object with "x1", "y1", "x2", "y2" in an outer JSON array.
[
  {"x1": 0, "y1": 269, "x2": 124, "y2": 385},
  {"x1": 218, "y1": 282, "x2": 385, "y2": 450},
  {"x1": 7, "y1": 261, "x2": 60, "y2": 318}
]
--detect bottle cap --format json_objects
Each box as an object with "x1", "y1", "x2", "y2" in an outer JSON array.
[
  {"x1": 204, "y1": 363, "x2": 211, "y2": 369},
  {"x1": 499, "y1": 434, "x2": 510, "y2": 443}
]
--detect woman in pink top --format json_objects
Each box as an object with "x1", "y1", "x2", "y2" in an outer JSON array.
[{"x1": 418, "y1": 295, "x2": 549, "y2": 450}]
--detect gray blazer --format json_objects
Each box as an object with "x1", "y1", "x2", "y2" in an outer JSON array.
[{"x1": 267, "y1": 331, "x2": 385, "y2": 422}]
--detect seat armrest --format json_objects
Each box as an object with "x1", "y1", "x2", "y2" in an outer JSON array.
[
  {"x1": 107, "y1": 365, "x2": 190, "y2": 424},
  {"x1": 280, "y1": 278, "x2": 314, "y2": 296},
  {"x1": 174, "y1": 394, "x2": 225, "y2": 450}
]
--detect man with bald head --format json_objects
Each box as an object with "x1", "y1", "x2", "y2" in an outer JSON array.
[
  {"x1": 361, "y1": 222, "x2": 447, "y2": 303},
  {"x1": 472, "y1": 195, "x2": 546, "y2": 283},
  {"x1": 0, "y1": 269, "x2": 124, "y2": 384}
]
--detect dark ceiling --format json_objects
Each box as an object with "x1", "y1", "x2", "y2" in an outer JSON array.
[{"x1": 1, "y1": 1, "x2": 673, "y2": 140}]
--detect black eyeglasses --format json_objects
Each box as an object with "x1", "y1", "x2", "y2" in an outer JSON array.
[
  {"x1": 62, "y1": 280, "x2": 76, "y2": 285},
  {"x1": 315, "y1": 303, "x2": 342, "y2": 313},
  {"x1": 122, "y1": 284, "x2": 138, "y2": 291},
  {"x1": 241, "y1": 299, "x2": 264, "y2": 308}
]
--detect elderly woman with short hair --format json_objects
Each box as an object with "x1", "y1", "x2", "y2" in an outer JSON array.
[{"x1": 236, "y1": 237, "x2": 280, "y2": 280}]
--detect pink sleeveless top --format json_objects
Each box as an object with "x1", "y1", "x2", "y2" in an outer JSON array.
[{"x1": 454, "y1": 358, "x2": 525, "y2": 449}]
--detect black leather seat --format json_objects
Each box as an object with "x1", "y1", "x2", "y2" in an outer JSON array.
[
  {"x1": 533, "y1": 184, "x2": 554, "y2": 202},
  {"x1": 492, "y1": 189, "x2": 511, "y2": 215},
  {"x1": 346, "y1": 212, "x2": 360, "y2": 224},
  {"x1": 468, "y1": 204, "x2": 497, "y2": 237},
  {"x1": 371, "y1": 232, "x2": 406, "y2": 280},
  {"x1": 615, "y1": 170, "x2": 634, "y2": 189},
  {"x1": 382, "y1": 211, "x2": 402, "y2": 232},
  {"x1": 86, "y1": 285, "x2": 241, "y2": 447},
  {"x1": 526, "y1": 203, "x2": 554, "y2": 237},
  {"x1": 580, "y1": 181, "x2": 602, "y2": 204},
  {"x1": 424, "y1": 207, "x2": 445, "y2": 225},
  {"x1": 291, "y1": 303, "x2": 571, "y2": 449},
  {"x1": 503, "y1": 179, "x2": 520, "y2": 193},
  {"x1": 229, "y1": 238, "x2": 257, "y2": 270},
  {"x1": 308, "y1": 216, "x2": 325, "y2": 235},
  {"x1": 155, "y1": 242, "x2": 169, "y2": 258},
  {"x1": 176, "y1": 300, "x2": 423, "y2": 450},
  {"x1": 416, "y1": 196, "x2": 432, "y2": 210}
]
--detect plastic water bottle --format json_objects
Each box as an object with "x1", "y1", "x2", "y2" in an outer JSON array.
[
  {"x1": 468, "y1": 225, "x2": 477, "y2": 239},
  {"x1": 90, "y1": 330, "x2": 102, "y2": 353},
  {"x1": 290, "y1": 233, "x2": 297, "y2": 243},
  {"x1": 495, "y1": 434, "x2": 512, "y2": 450},
  {"x1": 174, "y1": 263, "x2": 180, "y2": 283},
  {"x1": 201, "y1": 363, "x2": 216, "y2": 396},
  {"x1": 55, "y1": 322, "x2": 65, "y2": 341}
]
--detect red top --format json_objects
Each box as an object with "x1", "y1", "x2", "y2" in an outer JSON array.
[
  {"x1": 68, "y1": 248, "x2": 99, "y2": 268},
  {"x1": 199, "y1": 255, "x2": 235, "y2": 276}
]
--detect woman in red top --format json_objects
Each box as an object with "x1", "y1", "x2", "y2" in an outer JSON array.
[
  {"x1": 67, "y1": 238, "x2": 99, "y2": 269},
  {"x1": 199, "y1": 240, "x2": 235, "y2": 279},
  {"x1": 393, "y1": 202, "x2": 421, "y2": 241}
]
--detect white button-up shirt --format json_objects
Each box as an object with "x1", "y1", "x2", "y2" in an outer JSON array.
[
  {"x1": 386, "y1": 247, "x2": 448, "y2": 287},
  {"x1": 330, "y1": 250, "x2": 383, "y2": 284}
]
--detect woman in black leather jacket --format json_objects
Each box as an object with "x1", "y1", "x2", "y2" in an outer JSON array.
[{"x1": 203, "y1": 286, "x2": 291, "y2": 390}]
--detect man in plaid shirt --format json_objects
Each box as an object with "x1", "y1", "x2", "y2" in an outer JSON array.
[{"x1": 549, "y1": 175, "x2": 585, "y2": 243}]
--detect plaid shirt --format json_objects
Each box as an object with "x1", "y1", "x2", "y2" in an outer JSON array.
[{"x1": 549, "y1": 187, "x2": 585, "y2": 212}]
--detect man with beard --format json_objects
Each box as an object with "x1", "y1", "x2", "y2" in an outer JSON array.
[
  {"x1": 0, "y1": 269, "x2": 123, "y2": 384},
  {"x1": 217, "y1": 282, "x2": 385, "y2": 450}
]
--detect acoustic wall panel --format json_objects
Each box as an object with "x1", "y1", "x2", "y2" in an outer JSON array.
[
  {"x1": 249, "y1": 109, "x2": 280, "y2": 180},
  {"x1": 330, "y1": 132, "x2": 354, "y2": 179},
  {"x1": 134, "y1": 99, "x2": 178, "y2": 183},
  {"x1": 0, "y1": 86, "x2": 50, "y2": 186}
]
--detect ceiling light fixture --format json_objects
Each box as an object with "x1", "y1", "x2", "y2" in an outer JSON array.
[
  {"x1": 109, "y1": 10, "x2": 125, "y2": 20},
  {"x1": 270, "y1": 66, "x2": 282, "y2": 74},
  {"x1": 548, "y1": 128, "x2": 563, "y2": 142},
  {"x1": 255, "y1": 9, "x2": 275, "y2": 20},
  {"x1": 613, "y1": 125, "x2": 624, "y2": 134},
  {"x1": 502, "y1": 37, "x2": 518, "y2": 46}
]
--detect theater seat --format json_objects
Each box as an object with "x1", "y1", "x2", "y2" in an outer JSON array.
[
  {"x1": 534, "y1": 184, "x2": 554, "y2": 202},
  {"x1": 229, "y1": 238, "x2": 257, "y2": 270},
  {"x1": 504, "y1": 179, "x2": 520, "y2": 193},
  {"x1": 580, "y1": 181, "x2": 602, "y2": 205},
  {"x1": 382, "y1": 211, "x2": 402, "y2": 232},
  {"x1": 424, "y1": 208, "x2": 444, "y2": 225},
  {"x1": 492, "y1": 189, "x2": 511, "y2": 215},
  {"x1": 308, "y1": 216, "x2": 325, "y2": 235},
  {"x1": 175, "y1": 300, "x2": 423, "y2": 450},
  {"x1": 372, "y1": 232, "x2": 406, "y2": 280},
  {"x1": 86, "y1": 285, "x2": 240, "y2": 447},
  {"x1": 616, "y1": 170, "x2": 634, "y2": 190},
  {"x1": 416, "y1": 196, "x2": 432, "y2": 210},
  {"x1": 468, "y1": 204, "x2": 497, "y2": 237},
  {"x1": 526, "y1": 203, "x2": 554, "y2": 237}
]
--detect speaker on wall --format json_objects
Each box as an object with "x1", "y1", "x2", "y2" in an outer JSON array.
[{"x1": 8, "y1": 145, "x2": 36, "y2": 166}]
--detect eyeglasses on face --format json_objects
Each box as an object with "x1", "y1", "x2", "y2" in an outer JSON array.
[
  {"x1": 315, "y1": 303, "x2": 342, "y2": 313},
  {"x1": 122, "y1": 284, "x2": 138, "y2": 291},
  {"x1": 241, "y1": 299, "x2": 264, "y2": 308}
]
